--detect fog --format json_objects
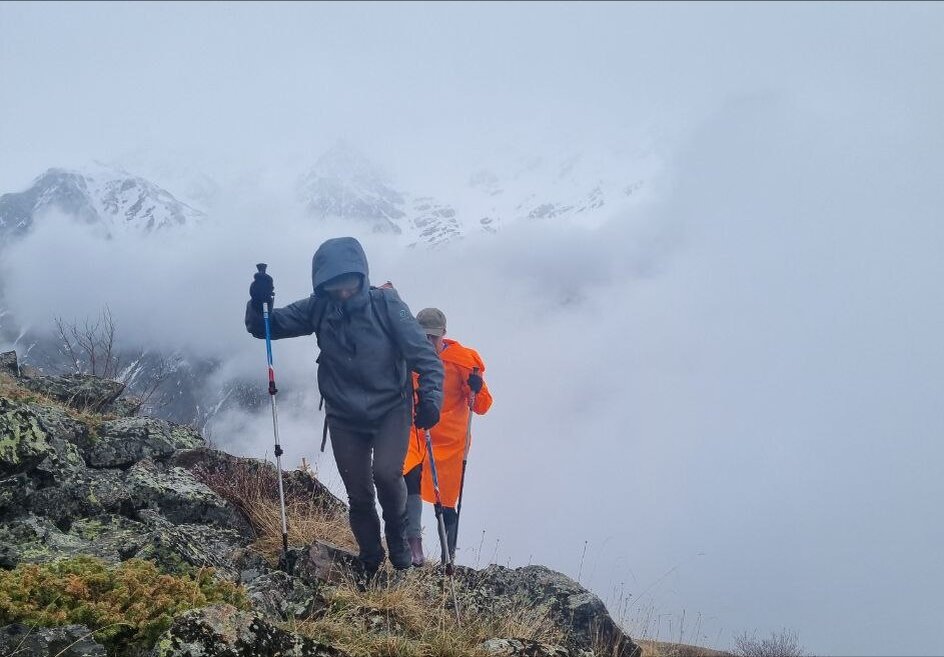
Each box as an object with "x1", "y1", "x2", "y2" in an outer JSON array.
[{"x1": 2, "y1": 3, "x2": 943, "y2": 654}]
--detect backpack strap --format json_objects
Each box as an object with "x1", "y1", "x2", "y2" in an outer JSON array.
[{"x1": 369, "y1": 287, "x2": 399, "y2": 353}]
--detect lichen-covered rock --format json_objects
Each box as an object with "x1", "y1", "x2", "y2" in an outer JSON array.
[
  {"x1": 134, "y1": 510, "x2": 247, "y2": 580},
  {"x1": 27, "y1": 464, "x2": 132, "y2": 527},
  {"x1": 125, "y1": 458, "x2": 249, "y2": 533},
  {"x1": 288, "y1": 540, "x2": 361, "y2": 587},
  {"x1": 0, "y1": 351, "x2": 18, "y2": 376},
  {"x1": 0, "y1": 473, "x2": 34, "y2": 519},
  {"x1": 149, "y1": 603, "x2": 348, "y2": 657},
  {"x1": 22, "y1": 373, "x2": 124, "y2": 413},
  {"x1": 460, "y1": 565, "x2": 640, "y2": 657},
  {"x1": 28, "y1": 403, "x2": 91, "y2": 449},
  {"x1": 0, "y1": 513, "x2": 150, "y2": 568},
  {"x1": 109, "y1": 394, "x2": 144, "y2": 417},
  {"x1": 0, "y1": 623, "x2": 108, "y2": 657},
  {"x1": 0, "y1": 397, "x2": 53, "y2": 476},
  {"x1": 244, "y1": 569, "x2": 325, "y2": 621},
  {"x1": 88, "y1": 417, "x2": 204, "y2": 469},
  {"x1": 480, "y1": 638, "x2": 574, "y2": 657}
]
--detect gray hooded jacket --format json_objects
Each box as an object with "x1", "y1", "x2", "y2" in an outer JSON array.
[{"x1": 245, "y1": 237, "x2": 443, "y2": 425}]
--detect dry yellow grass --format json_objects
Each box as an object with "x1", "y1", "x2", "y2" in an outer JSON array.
[
  {"x1": 636, "y1": 639, "x2": 732, "y2": 657},
  {"x1": 0, "y1": 371, "x2": 113, "y2": 431},
  {"x1": 248, "y1": 496, "x2": 358, "y2": 559},
  {"x1": 188, "y1": 452, "x2": 358, "y2": 560},
  {"x1": 290, "y1": 567, "x2": 564, "y2": 657}
]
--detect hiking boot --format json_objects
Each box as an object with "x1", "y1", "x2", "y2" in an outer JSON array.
[
  {"x1": 352, "y1": 555, "x2": 385, "y2": 591},
  {"x1": 408, "y1": 536, "x2": 425, "y2": 567},
  {"x1": 387, "y1": 536, "x2": 413, "y2": 571}
]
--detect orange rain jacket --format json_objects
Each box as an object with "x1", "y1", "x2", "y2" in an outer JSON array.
[{"x1": 402, "y1": 338, "x2": 493, "y2": 508}]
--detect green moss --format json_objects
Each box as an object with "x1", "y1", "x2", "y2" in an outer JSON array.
[{"x1": 0, "y1": 555, "x2": 249, "y2": 656}]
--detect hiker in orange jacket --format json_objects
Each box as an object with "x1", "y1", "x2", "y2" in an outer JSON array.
[{"x1": 402, "y1": 307, "x2": 493, "y2": 566}]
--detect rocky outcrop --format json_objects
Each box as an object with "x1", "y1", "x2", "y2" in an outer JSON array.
[
  {"x1": 463, "y1": 565, "x2": 639, "y2": 657},
  {"x1": 242, "y1": 569, "x2": 325, "y2": 621},
  {"x1": 0, "y1": 351, "x2": 18, "y2": 376},
  {"x1": 0, "y1": 355, "x2": 642, "y2": 657},
  {"x1": 22, "y1": 373, "x2": 125, "y2": 413},
  {"x1": 87, "y1": 418, "x2": 204, "y2": 468},
  {"x1": 0, "y1": 397, "x2": 51, "y2": 476},
  {"x1": 149, "y1": 604, "x2": 347, "y2": 657},
  {"x1": 126, "y1": 459, "x2": 250, "y2": 533},
  {"x1": 481, "y1": 638, "x2": 572, "y2": 657},
  {"x1": 286, "y1": 540, "x2": 362, "y2": 587},
  {"x1": 0, "y1": 623, "x2": 108, "y2": 657}
]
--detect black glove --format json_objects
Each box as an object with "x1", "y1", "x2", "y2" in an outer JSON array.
[
  {"x1": 414, "y1": 400, "x2": 440, "y2": 430},
  {"x1": 467, "y1": 372, "x2": 484, "y2": 394},
  {"x1": 249, "y1": 267, "x2": 274, "y2": 313}
]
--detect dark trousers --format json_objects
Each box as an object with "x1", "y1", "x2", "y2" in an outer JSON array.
[{"x1": 329, "y1": 402, "x2": 412, "y2": 570}]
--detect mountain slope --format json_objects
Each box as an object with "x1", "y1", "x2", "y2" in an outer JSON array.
[{"x1": 0, "y1": 163, "x2": 205, "y2": 244}]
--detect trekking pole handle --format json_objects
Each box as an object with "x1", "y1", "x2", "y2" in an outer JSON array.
[{"x1": 468, "y1": 367, "x2": 479, "y2": 409}]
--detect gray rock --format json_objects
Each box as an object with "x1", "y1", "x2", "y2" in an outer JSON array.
[
  {"x1": 0, "y1": 513, "x2": 150, "y2": 568},
  {"x1": 109, "y1": 395, "x2": 144, "y2": 417},
  {"x1": 149, "y1": 603, "x2": 348, "y2": 657},
  {"x1": 0, "y1": 397, "x2": 53, "y2": 476},
  {"x1": 126, "y1": 459, "x2": 250, "y2": 534},
  {"x1": 88, "y1": 417, "x2": 204, "y2": 469},
  {"x1": 288, "y1": 540, "x2": 361, "y2": 587},
  {"x1": 27, "y1": 463, "x2": 131, "y2": 527},
  {"x1": 133, "y1": 509, "x2": 247, "y2": 580},
  {"x1": 480, "y1": 638, "x2": 574, "y2": 657},
  {"x1": 236, "y1": 549, "x2": 272, "y2": 586},
  {"x1": 22, "y1": 373, "x2": 124, "y2": 413},
  {"x1": 0, "y1": 350, "x2": 18, "y2": 376},
  {"x1": 28, "y1": 403, "x2": 93, "y2": 457},
  {"x1": 0, "y1": 623, "x2": 107, "y2": 657},
  {"x1": 244, "y1": 570, "x2": 325, "y2": 621},
  {"x1": 464, "y1": 565, "x2": 640, "y2": 657},
  {"x1": 0, "y1": 474, "x2": 33, "y2": 521}
]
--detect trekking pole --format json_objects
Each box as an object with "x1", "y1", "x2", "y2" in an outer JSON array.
[
  {"x1": 452, "y1": 366, "x2": 478, "y2": 552},
  {"x1": 258, "y1": 263, "x2": 291, "y2": 573},
  {"x1": 424, "y1": 429, "x2": 462, "y2": 625},
  {"x1": 424, "y1": 429, "x2": 454, "y2": 575}
]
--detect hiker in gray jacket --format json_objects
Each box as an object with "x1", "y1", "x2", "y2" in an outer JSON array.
[{"x1": 245, "y1": 236, "x2": 444, "y2": 574}]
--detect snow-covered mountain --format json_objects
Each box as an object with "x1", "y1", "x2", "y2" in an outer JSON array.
[
  {"x1": 0, "y1": 163, "x2": 205, "y2": 244},
  {"x1": 297, "y1": 142, "x2": 462, "y2": 247},
  {"x1": 297, "y1": 141, "x2": 656, "y2": 247},
  {"x1": 460, "y1": 145, "x2": 655, "y2": 235}
]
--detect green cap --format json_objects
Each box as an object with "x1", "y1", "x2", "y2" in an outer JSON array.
[{"x1": 416, "y1": 307, "x2": 446, "y2": 337}]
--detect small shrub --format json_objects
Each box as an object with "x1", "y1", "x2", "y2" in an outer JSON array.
[
  {"x1": 0, "y1": 555, "x2": 248, "y2": 656},
  {"x1": 734, "y1": 629, "x2": 809, "y2": 657}
]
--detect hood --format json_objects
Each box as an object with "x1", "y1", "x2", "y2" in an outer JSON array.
[{"x1": 311, "y1": 237, "x2": 370, "y2": 291}]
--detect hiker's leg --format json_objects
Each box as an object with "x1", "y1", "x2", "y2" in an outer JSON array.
[
  {"x1": 443, "y1": 506, "x2": 458, "y2": 559},
  {"x1": 403, "y1": 463, "x2": 424, "y2": 566},
  {"x1": 329, "y1": 421, "x2": 384, "y2": 570},
  {"x1": 373, "y1": 401, "x2": 412, "y2": 569},
  {"x1": 403, "y1": 464, "x2": 423, "y2": 539}
]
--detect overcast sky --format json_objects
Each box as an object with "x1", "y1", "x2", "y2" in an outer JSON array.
[{"x1": 2, "y1": 3, "x2": 943, "y2": 655}]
